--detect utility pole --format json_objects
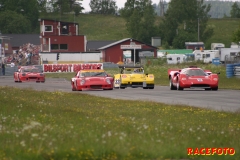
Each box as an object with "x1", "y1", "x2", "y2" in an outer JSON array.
[
  {"x1": 198, "y1": 18, "x2": 200, "y2": 42},
  {"x1": 160, "y1": 0, "x2": 164, "y2": 17}
]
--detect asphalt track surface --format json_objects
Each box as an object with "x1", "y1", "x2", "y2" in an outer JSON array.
[{"x1": 0, "y1": 76, "x2": 240, "y2": 113}]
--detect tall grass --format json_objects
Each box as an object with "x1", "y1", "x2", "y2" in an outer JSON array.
[{"x1": 0, "y1": 86, "x2": 239, "y2": 159}]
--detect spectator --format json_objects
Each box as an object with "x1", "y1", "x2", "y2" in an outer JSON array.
[
  {"x1": 1, "y1": 63, "x2": 5, "y2": 75},
  {"x1": 10, "y1": 62, "x2": 15, "y2": 67}
]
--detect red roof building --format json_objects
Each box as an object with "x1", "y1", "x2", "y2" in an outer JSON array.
[
  {"x1": 98, "y1": 38, "x2": 158, "y2": 63},
  {"x1": 39, "y1": 19, "x2": 86, "y2": 53}
]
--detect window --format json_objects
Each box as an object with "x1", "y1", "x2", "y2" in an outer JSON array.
[
  {"x1": 61, "y1": 23, "x2": 69, "y2": 34},
  {"x1": 177, "y1": 57, "x2": 180, "y2": 60},
  {"x1": 60, "y1": 44, "x2": 68, "y2": 50},
  {"x1": 230, "y1": 52, "x2": 236, "y2": 56},
  {"x1": 168, "y1": 57, "x2": 172, "y2": 60},
  {"x1": 186, "y1": 69, "x2": 207, "y2": 76},
  {"x1": 51, "y1": 44, "x2": 59, "y2": 50},
  {"x1": 206, "y1": 54, "x2": 210, "y2": 58},
  {"x1": 44, "y1": 25, "x2": 53, "y2": 32}
]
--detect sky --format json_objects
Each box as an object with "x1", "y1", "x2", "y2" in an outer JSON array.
[{"x1": 81, "y1": 0, "x2": 170, "y2": 12}]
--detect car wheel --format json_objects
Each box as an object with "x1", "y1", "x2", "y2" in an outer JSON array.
[
  {"x1": 170, "y1": 78, "x2": 176, "y2": 90},
  {"x1": 177, "y1": 80, "x2": 183, "y2": 90},
  {"x1": 212, "y1": 86, "x2": 218, "y2": 91},
  {"x1": 120, "y1": 87, "x2": 125, "y2": 89},
  {"x1": 72, "y1": 83, "x2": 76, "y2": 91},
  {"x1": 149, "y1": 87, "x2": 154, "y2": 89}
]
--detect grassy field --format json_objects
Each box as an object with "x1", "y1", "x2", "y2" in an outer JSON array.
[
  {"x1": 0, "y1": 86, "x2": 239, "y2": 159},
  {"x1": 40, "y1": 13, "x2": 240, "y2": 49},
  {"x1": 45, "y1": 62, "x2": 240, "y2": 90}
]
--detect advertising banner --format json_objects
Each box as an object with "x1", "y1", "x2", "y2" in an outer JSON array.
[{"x1": 43, "y1": 63, "x2": 103, "y2": 73}]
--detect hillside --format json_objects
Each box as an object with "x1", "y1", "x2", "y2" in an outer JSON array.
[{"x1": 40, "y1": 13, "x2": 240, "y2": 49}]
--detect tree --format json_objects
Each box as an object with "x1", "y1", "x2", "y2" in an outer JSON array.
[
  {"x1": 37, "y1": 0, "x2": 48, "y2": 13},
  {"x1": 0, "y1": 10, "x2": 31, "y2": 33},
  {"x1": 159, "y1": 0, "x2": 213, "y2": 48},
  {"x1": 137, "y1": 3, "x2": 157, "y2": 44},
  {"x1": 0, "y1": 0, "x2": 40, "y2": 32},
  {"x1": 230, "y1": 2, "x2": 240, "y2": 18},
  {"x1": 172, "y1": 30, "x2": 197, "y2": 49},
  {"x1": 90, "y1": 0, "x2": 117, "y2": 15},
  {"x1": 121, "y1": 0, "x2": 157, "y2": 44},
  {"x1": 232, "y1": 25, "x2": 240, "y2": 43},
  {"x1": 49, "y1": 0, "x2": 84, "y2": 14},
  {"x1": 120, "y1": 0, "x2": 150, "y2": 18}
]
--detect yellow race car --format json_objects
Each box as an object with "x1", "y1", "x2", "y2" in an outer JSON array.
[{"x1": 113, "y1": 65, "x2": 154, "y2": 89}]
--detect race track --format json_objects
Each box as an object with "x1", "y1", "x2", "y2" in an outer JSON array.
[{"x1": 1, "y1": 76, "x2": 240, "y2": 112}]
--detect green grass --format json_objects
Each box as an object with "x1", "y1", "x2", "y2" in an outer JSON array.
[
  {"x1": 0, "y1": 86, "x2": 239, "y2": 159},
  {"x1": 45, "y1": 63, "x2": 240, "y2": 90},
  {"x1": 40, "y1": 13, "x2": 240, "y2": 49},
  {"x1": 205, "y1": 18, "x2": 240, "y2": 49},
  {"x1": 40, "y1": 13, "x2": 130, "y2": 41}
]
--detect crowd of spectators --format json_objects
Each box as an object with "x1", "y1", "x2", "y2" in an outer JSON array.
[{"x1": 4, "y1": 43, "x2": 41, "y2": 66}]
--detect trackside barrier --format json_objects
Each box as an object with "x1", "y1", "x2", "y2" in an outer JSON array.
[
  {"x1": 226, "y1": 63, "x2": 240, "y2": 78},
  {"x1": 234, "y1": 64, "x2": 240, "y2": 78}
]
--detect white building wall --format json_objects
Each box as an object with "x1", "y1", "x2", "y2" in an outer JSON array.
[{"x1": 39, "y1": 52, "x2": 102, "y2": 63}]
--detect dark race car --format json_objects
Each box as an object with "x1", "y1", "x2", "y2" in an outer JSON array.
[{"x1": 168, "y1": 66, "x2": 220, "y2": 91}]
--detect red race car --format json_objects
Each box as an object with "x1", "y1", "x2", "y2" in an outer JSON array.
[
  {"x1": 14, "y1": 66, "x2": 45, "y2": 83},
  {"x1": 168, "y1": 66, "x2": 220, "y2": 91},
  {"x1": 71, "y1": 69, "x2": 114, "y2": 91}
]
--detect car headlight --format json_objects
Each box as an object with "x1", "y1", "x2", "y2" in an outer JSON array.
[
  {"x1": 106, "y1": 78, "x2": 111, "y2": 84},
  {"x1": 181, "y1": 78, "x2": 186, "y2": 80},
  {"x1": 213, "y1": 78, "x2": 218, "y2": 81},
  {"x1": 80, "y1": 79, "x2": 85, "y2": 85}
]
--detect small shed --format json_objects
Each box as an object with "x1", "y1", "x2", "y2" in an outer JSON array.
[
  {"x1": 185, "y1": 42, "x2": 204, "y2": 51},
  {"x1": 98, "y1": 38, "x2": 158, "y2": 64}
]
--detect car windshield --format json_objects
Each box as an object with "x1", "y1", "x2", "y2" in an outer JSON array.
[
  {"x1": 81, "y1": 72, "x2": 107, "y2": 77},
  {"x1": 186, "y1": 69, "x2": 208, "y2": 76},
  {"x1": 22, "y1": 68, "x2": 40, "y2": 73},
  {"x1": 122, "y1": 68, "x2": 144, "y2": 74}
]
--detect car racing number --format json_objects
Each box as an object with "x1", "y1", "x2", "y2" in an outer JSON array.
[
  {"x1": 143, "y1": 81, "x2": 147, "y2": 87},
  {"x1": 114, "y1": 79, "x2": 120, "y2": 87}
]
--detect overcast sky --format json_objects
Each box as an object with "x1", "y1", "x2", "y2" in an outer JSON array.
[{"x1": 81, "y1": 0, "x2": 170, "y2": 12}]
